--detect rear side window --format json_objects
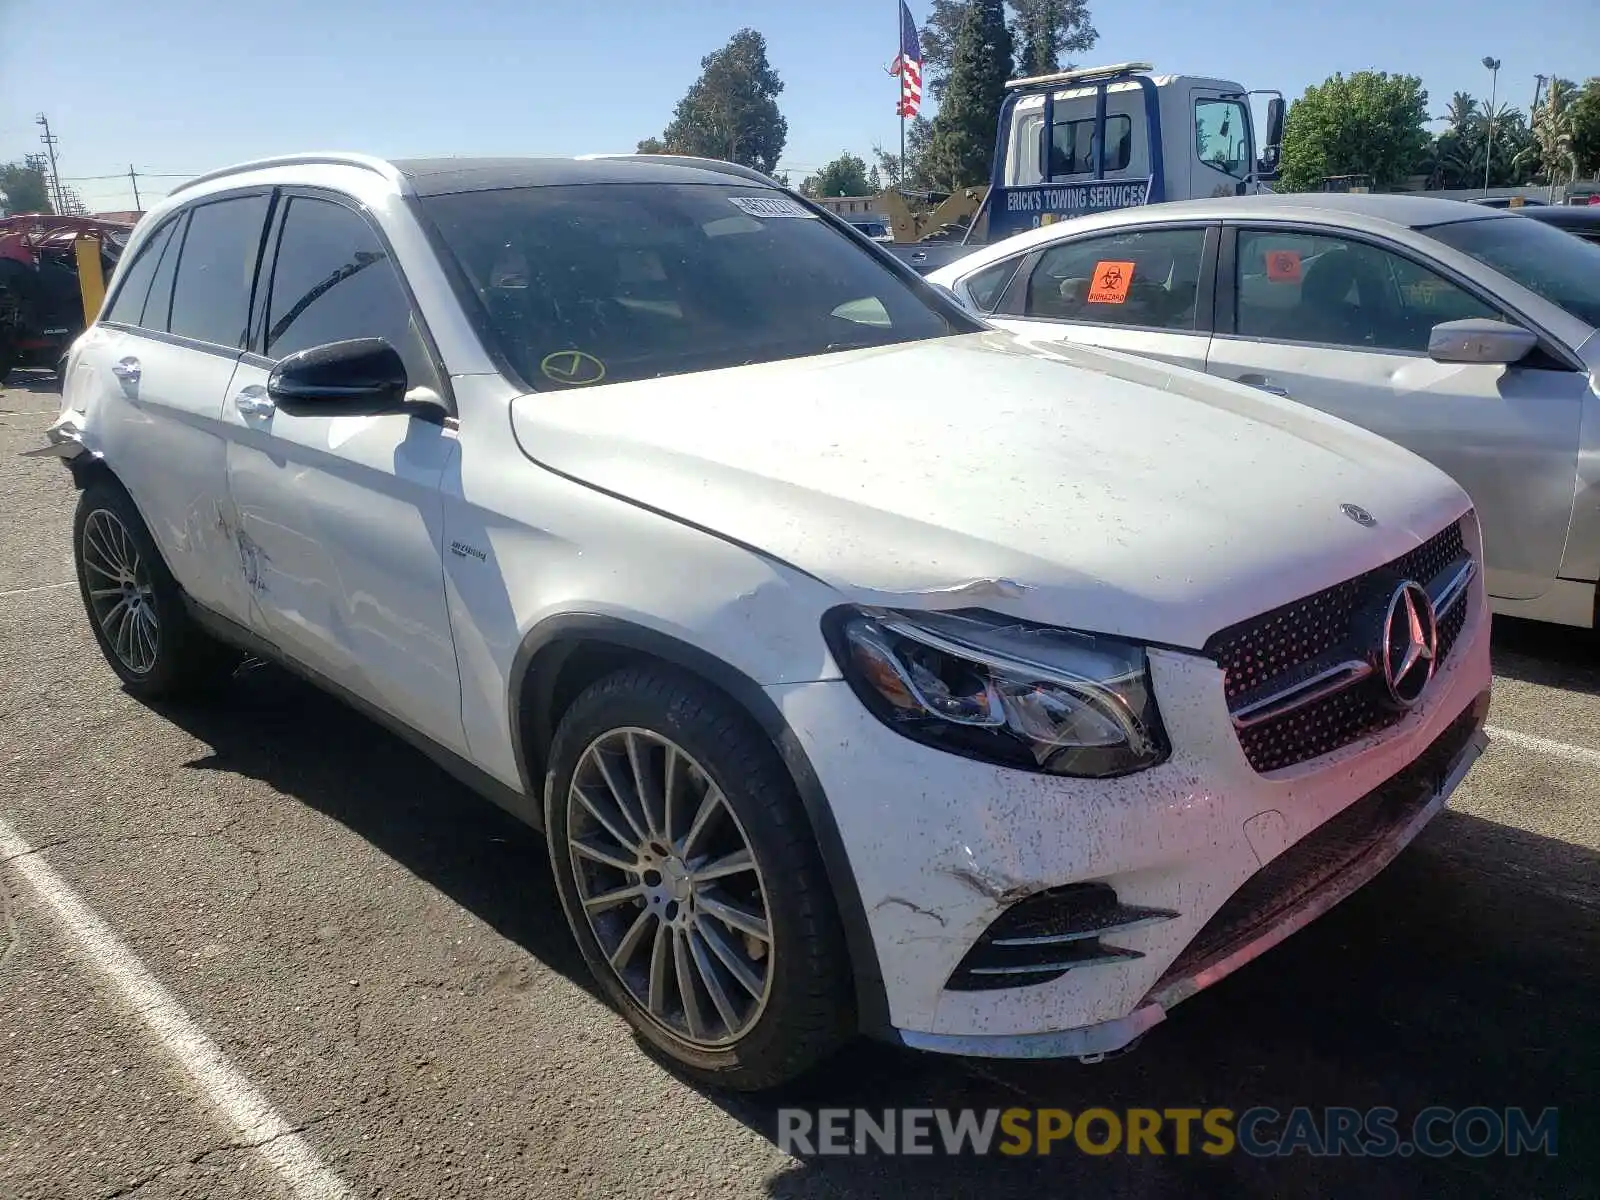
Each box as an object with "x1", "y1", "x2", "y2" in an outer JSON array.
[
  {"x1": 264, "y1": 196, "x2": 432, "y2": 383},
  {"x1": 1021, "y1": 226, "x2": 1208, "y2": 330},
  {"x1": 964, "y1": 257, "x2": 1023, "y2": 312},
  {"x1": 168, "y1": 195, "x2": 270, "y2": 348},
  {"x1": 140, "y1": 214, "x2": 184, "y2": 331},
  {"x1": 103, "y1": 220, "x2": 175, "y2": 327}
]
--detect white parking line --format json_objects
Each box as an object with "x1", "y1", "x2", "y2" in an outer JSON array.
[
  {"x1": 0, "y1": 818, "x2": 353, "y2": 1200},
  {"x1": 1485, "y1": 724, "x2": 1600, "y2": 770},
  {"x1": 0, "y1": 581, "x2": 74, "y2": 599}
]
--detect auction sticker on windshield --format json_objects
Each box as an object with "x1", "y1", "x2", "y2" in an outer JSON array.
[
  {"x1": 1088, "y1": 261, "x2": 1135, "y2": 304},
  {"x1": 727, "y1": 195, "x2": 818, "y2": 219}
]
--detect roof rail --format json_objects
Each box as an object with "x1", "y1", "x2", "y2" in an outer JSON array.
[
  {"x1": 1005, "y1": 61, "x2": 1154, "y2": 92},
  {"x1": 575, "y1": 153, "x2": 783, "y2": 188},
  {"x1": 166, "y1": 152, "x2": 403, "y2": 198}
]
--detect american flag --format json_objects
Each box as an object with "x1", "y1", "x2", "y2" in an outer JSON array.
[{"x1": 888, "y1": 0, "x2": 923, "y2": 118}]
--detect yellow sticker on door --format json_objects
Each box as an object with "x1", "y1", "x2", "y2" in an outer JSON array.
[{"x1": 1087, "y1": 262, "x2": 1135, "y2": 304}]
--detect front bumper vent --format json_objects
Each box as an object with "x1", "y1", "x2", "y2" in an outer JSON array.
[{"x1": 946, "y1": 883, "x2": 1178, "y2": 992}]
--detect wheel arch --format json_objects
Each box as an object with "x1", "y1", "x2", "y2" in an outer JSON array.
[{"x1": 509, "y1": 614, "x2": 890, "y2": 1035}]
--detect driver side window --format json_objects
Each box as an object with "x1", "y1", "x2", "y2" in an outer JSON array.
[
  {"x1": 1195, "y1": 100, "x2": 1250, "y2": 180},
  {"x1": 265, "y1": 196, "x2": 438, "y2": 390},
  {"x1": 1235, "y1": 229, "x2": 1502, "y2": 353}
]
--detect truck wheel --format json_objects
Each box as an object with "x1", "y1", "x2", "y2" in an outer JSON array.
[
  {"x1": 545, "y1": 665, "x2": 854, "y2": 1091},
  {"x1": 73, "y1": 480, "x2": 240, "y2": 700}
]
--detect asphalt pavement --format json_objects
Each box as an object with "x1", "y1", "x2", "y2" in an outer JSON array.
[{"x1": 2, "y1": 369, "x2": 1596, "y2": 1199}]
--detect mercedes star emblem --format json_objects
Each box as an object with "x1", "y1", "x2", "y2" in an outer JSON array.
[
  {"x1": 1379, "y1": 580, "x2": 1439, "y2": 709},
  {"x1": 1341, "y1": 503, "x2": 1377, "y2": 527}
]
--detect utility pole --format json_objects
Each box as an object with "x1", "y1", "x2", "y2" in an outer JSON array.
[
  {"x1": 127, "y1": 165, "x2": 142, "y2": 210},
  {"x1": 1532, "y1": 74, "x2": 1548, "y2": 115},
  {"x1": 36, "y1": 113, "x2": 64, "y2": 213}
]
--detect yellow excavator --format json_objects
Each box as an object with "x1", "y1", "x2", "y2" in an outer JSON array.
[{"x1": 875, "y1": 186, "x2": 989, "y2": 246}]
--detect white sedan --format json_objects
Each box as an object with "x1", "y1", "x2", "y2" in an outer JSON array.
[{"x1": 930, "y1": 194, "x2": 1600, "y2": 630}]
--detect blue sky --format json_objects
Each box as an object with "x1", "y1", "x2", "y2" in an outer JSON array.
[{"x1": 2, "y1": 0, "x2": 1595, "y2": 212}]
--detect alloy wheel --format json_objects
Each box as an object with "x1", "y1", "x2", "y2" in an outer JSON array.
[
  {"x1": 81, "y1": 508, "x2": 159, "y2": 675},
  {"x1": 566, "y1": 728, "x2": 775, "y2": 1048}
]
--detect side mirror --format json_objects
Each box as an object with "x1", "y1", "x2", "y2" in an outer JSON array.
[
  {"x1": 268, "y1": 338, "x2": 443, "y2": 419},
  {"x1": 1427, "y1": 318, "x2": 1538, "y2": 366},
  {"x1": 1264, "y1": 98, "x2": 1285, "y2": 155}
]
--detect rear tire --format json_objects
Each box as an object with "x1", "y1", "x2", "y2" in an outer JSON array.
[
  {"x1": 545, "y1": 665, "x2": 854, "y2": 1091},
  {"x1": 73, "y1": 480, "x2": 240, "y2": 700}
]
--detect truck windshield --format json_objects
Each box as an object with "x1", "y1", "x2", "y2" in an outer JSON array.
[
  {"x1": 417, "y1": 183, "x2": 966, "y2": 389},
  {"x1": 1424, "y1": 215, "x2": 1600, "y2": 329}
]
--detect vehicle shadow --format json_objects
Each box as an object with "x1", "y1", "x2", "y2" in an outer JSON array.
[
  {"x1": 149, "y1": 664, "x2": 1597, "y2": 1200},
  {"x1": 150, "y1": 661, "x2": 602, "y2": 1004},
  {"x1": 1490, "y1": 614, "x2": 1600, "y2": 697},
  {"x1": 0, "y1": 368, "x2": 62, "y2": 399}
]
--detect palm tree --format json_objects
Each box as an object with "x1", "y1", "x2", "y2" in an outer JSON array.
[
  {"x1": 1527, "y1": 80, "x2": 1579, "y2": 186},
  {"x1": 1441, "y1": 91, "x2": 1478, "y2": 131}
]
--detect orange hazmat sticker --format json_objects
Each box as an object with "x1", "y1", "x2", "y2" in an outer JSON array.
[
  {"x1": 1265, "y1": 250, "x2": 1302, "y2": 282},
  {"x1": 1087, "y1": 261, "x2": 1135, "y2": 304}
]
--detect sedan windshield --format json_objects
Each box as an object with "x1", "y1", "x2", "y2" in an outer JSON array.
[
  {"x1": 1424, "y1": 215, "x2": 1600, "y2": 329},
  {"x1": 417, "y1": 183, "x2": 966, "y2": 389}
]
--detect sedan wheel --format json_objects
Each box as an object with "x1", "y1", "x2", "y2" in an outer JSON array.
[{"x1": 567, "y1": 728, "x2": 775, "y2": 1047}]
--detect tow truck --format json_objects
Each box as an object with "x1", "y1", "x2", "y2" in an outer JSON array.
[{"x1": 884, "y1": 62, "x2": 1285, "y2": 273}]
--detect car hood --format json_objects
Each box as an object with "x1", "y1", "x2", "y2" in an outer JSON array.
[{"x1": 509, "y1": 332, "x2": 1469, "y2": 650}]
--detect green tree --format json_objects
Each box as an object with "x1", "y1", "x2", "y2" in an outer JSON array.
[
  {"x1": 1440, "y1": 91, "x2": 1478, "y2": 132},
  {"x1": 917, "y1": 0, "x2": 973, "y2": 101},
  {"x1": 1007, "y1": 0, "x2": 1097, "y2": 78},
  {"x1": 0, "y1": 163, "x2": 52, "y2": 215},
  {"x1": 1570, "y1": 78, "x2": 1600, "y2": 177},
  {"x1": 1278, "y1": 71, "x2": 1431, "y2": 193},
  {"x1": 873, "y1": 115, "x2": 937, "y2": 191},
  {"x1": 1524, "y1": 79, "x2": 1581, "y2": 185},
  {"x1": 925, "y1": 0, "x2": 1013, "y2": 189},
  {"x1": 650, "y1": 29, "x2": 788, "y2": 174},
  {"x1": 801, "y1": 152, "x2": 874, "y2": 197}
]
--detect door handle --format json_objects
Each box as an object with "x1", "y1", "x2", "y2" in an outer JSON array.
[
  {"x1": 111, "y1": 357, "x2": 140, "y2": 384},
  {"x1": 1236, "y1": 373, "x2": 1290, "y2": 398},
  {"x1": 233, "y1": 387, "x2": 276, "y2": 418}
]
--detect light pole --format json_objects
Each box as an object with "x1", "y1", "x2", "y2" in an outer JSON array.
[{"x1": 1482, "y1": 56, "x2": 1501, "y2": 195}]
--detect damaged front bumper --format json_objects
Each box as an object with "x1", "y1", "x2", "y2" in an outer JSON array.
[
  {"x1": 894, "y1": 705, "x2": 1487, "y2": 1061},
  {"x1": 767, "y1": 585, "x2": 1493, "y2": 1057}
]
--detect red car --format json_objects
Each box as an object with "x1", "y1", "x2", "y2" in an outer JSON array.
[{"x1": 0, "y1": 213, "x2": 132, "y2": 384}]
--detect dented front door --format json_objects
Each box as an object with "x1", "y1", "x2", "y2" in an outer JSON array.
[
  {"x1": 216, "y1": 190, "x2": 466, "y2": 754},
  {"x1": 220, "y1": 357, "x2": 467, "y2": 753}
]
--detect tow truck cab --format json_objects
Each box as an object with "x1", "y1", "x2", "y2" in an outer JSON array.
[{"x1": 888, "y1": 63, "x2": 1284, "y2": 272}]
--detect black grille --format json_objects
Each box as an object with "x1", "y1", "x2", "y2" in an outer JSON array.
[
  {"x1": 1205, "y1": 522, "x2": 1469, "y2": 773},
  {"x1": 1151, "y1": 695, "x2": 1487, "y2": 996}
]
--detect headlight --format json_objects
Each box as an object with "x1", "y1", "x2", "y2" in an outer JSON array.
[{"x1": 824, "y1": 607, "x2": 1168, "y2": 778}]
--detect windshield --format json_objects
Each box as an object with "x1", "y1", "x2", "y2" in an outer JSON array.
[
  {"x1": 1424, "y1": 216, "x2": 1600, "y2": 329},
  {"x1": 417, "y1": 183, "x2": 965, "y2": 389}
]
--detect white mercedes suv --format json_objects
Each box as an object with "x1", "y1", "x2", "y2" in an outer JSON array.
[{"x1": 39, "y1": 153, "x2": 1491, "y2": 1091}]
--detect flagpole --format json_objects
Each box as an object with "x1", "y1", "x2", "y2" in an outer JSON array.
[{"x1": 897, "y1": 1, "x2": 905, "y2": 189}]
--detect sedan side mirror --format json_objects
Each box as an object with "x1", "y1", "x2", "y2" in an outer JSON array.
[
  {"x1": 1427, "y1": 319, "x2": 1538, "y2": 366},
  {"x1": 268, "y1": 338, "x2": 446, "y2": 420}
]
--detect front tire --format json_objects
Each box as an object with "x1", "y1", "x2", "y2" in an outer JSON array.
[
  {"x1": 73, "y1": 481, "x2": 239, "y2": 700},
  {"x1": 546, "y1": 666, "x2": 853, "y2": 1091}
]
